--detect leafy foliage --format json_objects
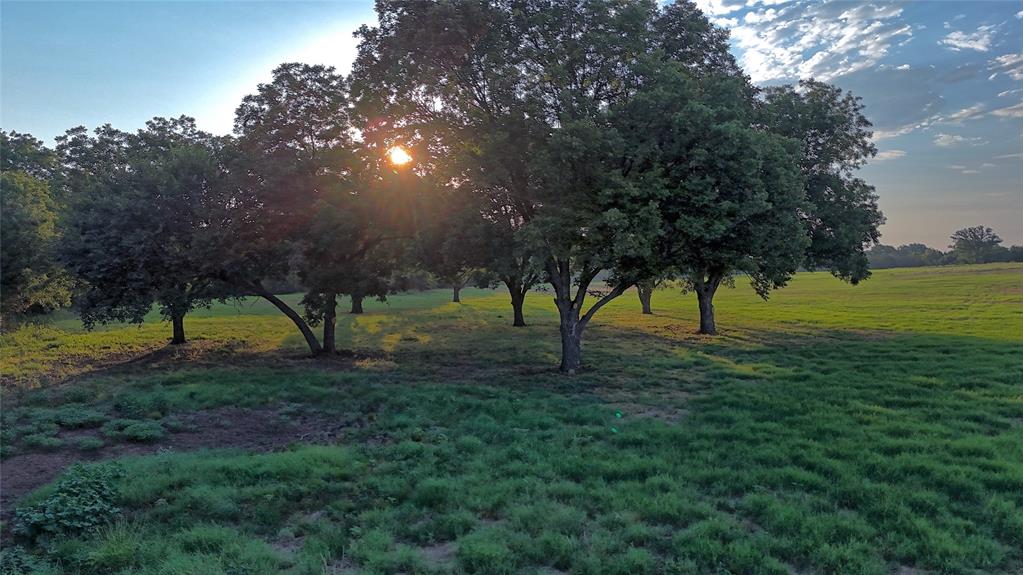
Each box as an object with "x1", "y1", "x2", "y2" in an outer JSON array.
[
  {"x1": 101, "y1": 419, "x2": 166, "y2": 442},
  {"x1": 759, "y1": 80, "x2": 885, "y2": 283},
  {"x1": 56, "y1": 117, "x2": 230, "y2": 341},
  {"x1": 950, "y1": 225, "x2": 1003, "y2": 263},
  {"x1": 13, "y1": 464, "x2": 122, "y2": 545},
  {"x1": 0, "y1": 132, "x2": 72, "y2": 321}
]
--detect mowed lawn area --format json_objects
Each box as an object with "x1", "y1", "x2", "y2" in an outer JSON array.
[{"x1": 1, "y1": 264, "x2": 1021, "y2": 575}]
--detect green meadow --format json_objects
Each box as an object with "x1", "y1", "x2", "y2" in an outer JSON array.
[{"x1": 1, "y1": 263, "x2": 1021, "y2": 575}]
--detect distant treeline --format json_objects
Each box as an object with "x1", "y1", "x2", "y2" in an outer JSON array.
[{"x1": 868, "y1": 226, "x2": 1022, "y2": 269}]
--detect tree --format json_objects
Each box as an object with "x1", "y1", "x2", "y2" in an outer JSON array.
[
  {"x1": 415, "y1": 193, "x2": 490, "y2": 304},
  {"x1": 636, "y1": 278, "x2": 667, "y2": 315},
  {"x1": 1, "y1": 132, "x2": 72, "y2": 322},
  {"x1": 477, "y1": 206, "x2": 541, "y2": 327},
  {"x1": 617, "y1": 67, "x2": 806, "y2": 334},
  {"x1": 57, "y1": 118, "x2": 227, "y2": 343},
  {"x1": 351, "y1": 0, "x2": 739, "y2": 372},
  {"x1": 868, "y1": 243, "x2": 946, "y2": 269},
  {"x1": 231, "y1": 63, "x2": 417, "y2": 354},
  {"x1": 1, "y1": 130, "x2": 56, "y2": 180},
  {"x1": 759, "y1": 80, "x2": 885, "y2": 284},
  {"x1": 949, "y1": 226, "x2": 1003, "y2": 264}
]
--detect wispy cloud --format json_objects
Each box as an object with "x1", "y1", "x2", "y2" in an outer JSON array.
[
  {"x1": 727, "y1": 2, "x2": 912, "y2": 83},
  {"x1": 873, "y1": 149, "x2": 906, "y2": 161},
  {"x1": 944, "y1": 104, "x2": 987, "y2": 123},
  {"x1": 987, "y1": 53, "x2": 1023, "y2": 81},
  {"x1": 693, "y1": 0, "x2": 745, "y2": 16},
  {"x1": 991, "y1": 102, "x2": 1023, "y2": 118},
  {"x1": 934, "y1": 133, "x2": 988, "y2": 147},
  {"x1": 940, "y1": 24, "x2": 998, "y2": 52}
]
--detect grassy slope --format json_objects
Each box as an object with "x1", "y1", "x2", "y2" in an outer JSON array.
[{"x1": 1, "y1": 263, "x2": 1021, "y2": 574}]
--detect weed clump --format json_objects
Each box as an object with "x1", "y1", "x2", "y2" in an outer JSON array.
[
  {"x1": 13, "y1": 463, "x2": 122, "y2": 545},
  {"x1": 101, "y1": 419, "x2": 165, "y2": 442},
  {"x1": 75, "y1": 436, "x2": 105, "y2": 451},
  {"x1": 20, "y1": 434, "x2": 63, "y2": 451},
  {"x1": 54, "y1": 405, "x2": 107, "y2": 429}
]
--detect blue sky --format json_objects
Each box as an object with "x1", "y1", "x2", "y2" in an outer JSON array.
[{"x1": 2, "y1": 1, "x2": 1021, "y2": 247}]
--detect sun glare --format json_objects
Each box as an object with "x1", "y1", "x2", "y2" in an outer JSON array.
[{"x1": 388, "y1": 146, "x2": 412, "y2": 166}]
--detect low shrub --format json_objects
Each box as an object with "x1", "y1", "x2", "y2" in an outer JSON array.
[
  {"x1": 113, "y1": 395, "x2": 168, "y2": 419},
  {"x1": 55, "y1": 406, "x2": 107, "y2": 429},
  {"x1": 0, "y1": 546, "x2": 60, "y2": 575},
  {"x1": 21, "y1": 434, "x2": 63, "y2": 451},
  {"x1": 75, "y1": 437, "x2": 105, "y2": 451},
  {"x1": 101, "y1": 419, "x2": 166, "y2": 443},
  {"x1": 12, "y1": 463, "x2": 122, "y2": 545}
]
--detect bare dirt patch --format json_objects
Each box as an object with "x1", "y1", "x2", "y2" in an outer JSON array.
[
  {"x1": 0, "y1": 406, "x2": 346, "y2": 521},
  {"x1": 419, "y1": 541, "x2": 458, "y2": 567}
]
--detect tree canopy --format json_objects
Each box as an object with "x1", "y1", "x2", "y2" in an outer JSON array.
[{"x1": 57, "y1": 117, "x2": 228, "y2": 343}]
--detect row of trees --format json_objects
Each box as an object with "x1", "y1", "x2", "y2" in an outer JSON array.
[
  {"x1": 868, "y1": 226, "x2": 1022, "y2": 269},
  {"x1": 1, "y1": 0, "x2": 884, "y2": 373}
]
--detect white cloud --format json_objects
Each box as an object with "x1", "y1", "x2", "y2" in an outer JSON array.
[
  {"x1": 934, "y1": 133, "x2": 987, "y2": 147},
  {"x1": 998, "y1": 88, "x2": 1023, "y2": 97},
  {"x1": 987, "y1": 53, "x2": 1023, "y2": 81},
  {"x1": 981, "y1": 162, "x2": 996, "y2": 168},
  {"x1": 944, "y1": 104, "x2": 986, "y2": 123},
  {"x1": 1016, "y1": 10, "x2": 1023, "y2": 19},
  {"x1": 940, "y1": 25, "x2": 998, "y2": 52},
  {"x1": 743, "y1": 8, "x2": 779, "y2": 24},
  {"x1": 896, "y1": 64, "x2": 911, "y2": 70},
  {"x1": 961, "y1": 169, "x2": 980, "y2": 174},
  {"x1": 693, "y1": 0, "x2": 745, "y2": 16},
  {"x1": 873, "y1": 149, "x2": 906, "y2": 161},
  {"x1": 729, "y1": 2, "x2": 912, "y2": 83},
  {"x1": 991, "y1": 102, "x2": 1023, "y2": 118},
  {"x1": 995, "y1": 153, "x2": 1023, "y2": 159},
  {"x1": 946, "y1": 164, "x2": 967, "y2": 169},
  {"x1": 712, "y1": 17, "x2": 739, "y2": 27}
]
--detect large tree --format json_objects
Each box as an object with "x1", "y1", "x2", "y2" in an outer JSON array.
[
  {"x1": 232, "y1": 63, "x2": 420, "y2": 353},
  {"x1": 949, "y1": 226, "x2": 1003, "y2": 264},
  {"x1": 351, "y1": 0, "x2": 739, "y2": 372},
  {"x1": 618, "y1": 67, "x2": 806, "y2": 334},
  {"x1": 1, "y1": 131, "x2": 72, "y2": 322},
  {"x1": 57, "y1": 118, "x2": 227, "y2": 343},
  {"x1": 415, "y1": 193, "x2": 490, "y2": 304},
  {"x1": 759, "y1": 80, "x2": 885, "y2": 283}
]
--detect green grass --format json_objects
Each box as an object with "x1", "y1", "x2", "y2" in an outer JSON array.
[{"x1": 2, "y1": 263, "x2": 1022, "y2": 574}]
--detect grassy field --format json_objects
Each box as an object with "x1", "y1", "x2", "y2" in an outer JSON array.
[{"x1": 1, "y1": 263, "x2": 1021, "y2": 575}]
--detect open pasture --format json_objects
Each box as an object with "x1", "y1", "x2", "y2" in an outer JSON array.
[{"x1": 1, "y1": 264, "x2": 1022, "y2": 574}]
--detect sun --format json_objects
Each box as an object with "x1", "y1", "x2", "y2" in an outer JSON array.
[{"x1": 388, "y1": 146, "x2": 412, "y2": 166}]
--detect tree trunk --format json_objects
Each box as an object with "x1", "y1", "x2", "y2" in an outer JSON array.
[
  {"x1": 253, "y1": 286, "x2": 322, "y2": 355},
  {"x1": 545, "y1": 259, "x2": 629, "y2": 374},
  {"x1": 511, "y1": 292, "x2": 526, "y2": 327},
  {"x1": 170, "y1": 312, "x2": 186, "y2": 345},
  {"x1": 322, "y1": 292, "x2": 337, "y2": 354},
  {"x1": 452, "y1": 284, "x2": 461, "y2": 303},
  {"x1": 350, "y1": 293, "x2": 364, "y2": 314},
  {"x1": 558, "y1": 308, "x2": 584, "y2": 374},
  {"x1": 505, "y1": 279, "x2": 528, "y2": 327},
  {"x1": 637, "y1": 283, "x2": 653, "y2": 315},
  {"x1": 695, "y1": 279, "x2": 720, "y2": 335}
]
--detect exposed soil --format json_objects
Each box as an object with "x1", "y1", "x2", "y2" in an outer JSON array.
[{"x1": 0, "y1": 406, "x2": 348, "y2": 523}]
